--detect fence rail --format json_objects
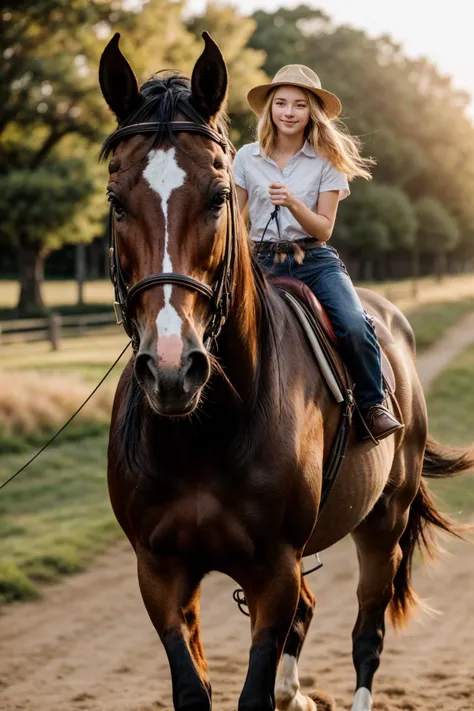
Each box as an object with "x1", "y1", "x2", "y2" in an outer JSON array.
[{"x1": 0, "y1": 311, "x2": 117, "y2": 349}]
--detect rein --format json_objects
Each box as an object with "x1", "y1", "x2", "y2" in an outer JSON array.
[{"x1": 107, "y1": 120, "x2": 238, "y2": 352}]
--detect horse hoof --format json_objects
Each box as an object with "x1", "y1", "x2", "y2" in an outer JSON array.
[{"x1": 309, "y1": 689, "x2": 337, "y2": 711}]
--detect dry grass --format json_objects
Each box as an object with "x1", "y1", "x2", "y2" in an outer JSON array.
[
  {"x1": 0, "y1": 330, "x2": 129, "y2": 382},
  {"x1": 0, "y1": 370, "x2": 114, "y2": 438},
  {"x1": 0, "y1": 280, "x2": 114, "y2": 308},
  {"x1": 1, "y1": 273, "x2": 474, "y2": 312},
  {"x1": 363, "y1": 273, "x2": 474, "y2": 312}
]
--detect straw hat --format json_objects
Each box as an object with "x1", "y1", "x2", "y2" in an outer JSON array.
[{"x1": 247, "y1": 64, "x2": 342, "y2": 119}]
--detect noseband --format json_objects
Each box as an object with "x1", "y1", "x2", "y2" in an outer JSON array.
[{"x1": 107, "y1": 121, "x2": 238, "y2": 352}]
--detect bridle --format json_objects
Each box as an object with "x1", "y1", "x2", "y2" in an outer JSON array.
[{"x1": 107, "y1": 121, "x2": 238, "y2": 352}]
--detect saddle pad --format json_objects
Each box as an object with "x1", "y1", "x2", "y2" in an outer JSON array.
[{"x1": 272, "y1": 276, "x2": 396, "y2": 396}]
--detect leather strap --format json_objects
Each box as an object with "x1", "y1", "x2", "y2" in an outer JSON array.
[
  {"x1": 127, "y1": 273, "x2": 214, "y2": 304},
  {"x1": 107, "y1": 119, "x2": 237, "y2": 351},
  {"x1": 103, "y1": 121, "x2": 231, "y2": 155},
  {"x1": 256, "y1": 238, "x2": 323, "y2": 254}
]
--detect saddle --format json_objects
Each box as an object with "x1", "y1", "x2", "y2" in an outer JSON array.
[{"x1": 272, "y1": 276, "x2": 396, "y2": 512}]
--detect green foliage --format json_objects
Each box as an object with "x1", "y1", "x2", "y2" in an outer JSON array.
[
  {"x1": 414, "y1": 197, "x2": 460, "y2": 255},
  {"x1": 0, "y1": 160, "x2": 93, "y2": 249},
  {"x1": 188, "y1": 3, "x2": 267, "y2": 115},
  {"x1": 3, "y1": 0, "x2": 474, "y2": 306},
  {"x1": 1, "y1": 0, "x2": 269, "y2": 310},
  {"x1": 249, "y1": 6, "x2": 474, "y2": 263},
  {"x1": 335, "y1": 181, "x2": 417, "y2": 253}
]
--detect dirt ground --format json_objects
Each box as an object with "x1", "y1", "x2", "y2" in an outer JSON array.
[
  {"x1": 1, "y1": 536, "x2": 473, "y2": 711},
  {"x1": 2, "y1": 318, "x2": 474, "y2": 711}
]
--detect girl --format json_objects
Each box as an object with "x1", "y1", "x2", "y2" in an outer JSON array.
[{"x1": 232, "y1": 64, "x2": 403, "y2": 441}]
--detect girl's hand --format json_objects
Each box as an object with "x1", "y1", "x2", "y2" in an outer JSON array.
[{"x1": 268, "y1": 182, "x2": 296, "y2": 209}]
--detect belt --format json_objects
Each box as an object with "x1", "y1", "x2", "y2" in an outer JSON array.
[{"x1": 254, "y1": 238, "x2": 323, "y2": 254}]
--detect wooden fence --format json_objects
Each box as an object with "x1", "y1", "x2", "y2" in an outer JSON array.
[{"x1": 0, "y1": 311, "x2": 117, "y2": 350}]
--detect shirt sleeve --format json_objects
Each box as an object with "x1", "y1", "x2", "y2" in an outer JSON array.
[
  {"x1": 232, "y1": 146, "x2": 247, "y2": 191},
  {"x1": 319, "y1": 160, "x2": 350, "y2": 200}
]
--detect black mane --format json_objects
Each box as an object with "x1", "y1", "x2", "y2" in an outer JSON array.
[{"x1": 100, "y1": 71, "x2": 229, "y2": 160}]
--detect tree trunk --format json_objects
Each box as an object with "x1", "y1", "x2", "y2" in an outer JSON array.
[
  {"x1": 411, "y1": 247, "x2": 420, "y2": 300},
  {"x1": 435, "y1": 252, "x2": 447, "y2": 282},
  {"x1": 17, "y1": 243, "x2": 46, "y2": 315},
  {"x1": 75, "y1": 242, "x2": 87, "y2": 306}
]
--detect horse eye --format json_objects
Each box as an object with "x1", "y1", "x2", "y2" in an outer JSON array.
[
  {"x1": 107, "y1": 192, "x2": 126, "y2": 221},
  {"x1": 212, "y1": 191, "x2": 229, "y2": 209},
  {"x1": 113, "y1": 204, "x2": 125, "y2": 220}
]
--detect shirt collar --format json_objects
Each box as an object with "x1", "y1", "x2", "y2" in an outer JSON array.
[
  {"x1": 301, "y1": 140, "x2": 316, "y2": 157},
  {"x1": 252, "y1": 140, "x2": 316, "y2": 158}
]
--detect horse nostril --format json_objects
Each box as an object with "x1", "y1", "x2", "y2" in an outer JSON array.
[
  {"x1": 182, "y1": 349, "x2": 210, "y2": 393},
  {"x1": 135, "y1": 351, "x2": 159, "y2": 389}
]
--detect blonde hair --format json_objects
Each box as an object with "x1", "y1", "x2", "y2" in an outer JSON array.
[{"x1": 257, "y1": 87, "x2": 374, "y2": 180}]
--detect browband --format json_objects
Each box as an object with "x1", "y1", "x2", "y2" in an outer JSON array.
[{"x1": 106, "y1": 121, "x2": 230, "y2": 152}]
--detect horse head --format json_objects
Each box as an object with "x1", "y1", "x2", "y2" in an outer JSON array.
[{"x1": 99, "y1": 32, "x2": 234, "y2": 417}]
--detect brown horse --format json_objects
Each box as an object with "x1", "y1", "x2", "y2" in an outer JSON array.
[{"x1": 100, "y1": 32, "x2": 473, "y2": 711}]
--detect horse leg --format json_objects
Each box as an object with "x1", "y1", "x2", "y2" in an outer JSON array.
[
  {"x1": 350, "y1": 494, "x2": 410, "y2": 711},
  {"x1": 238, "y1": 545, "x2": 301, "y2": 711},
  {"x1": 275, "y1": 574, "x2": 318, "y2": 711},
  {"x1": 136, "y1": 546, "x2": 211, "y2": 711}
]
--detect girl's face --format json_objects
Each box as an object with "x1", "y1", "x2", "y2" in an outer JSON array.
[{"x1": 271, "y1": 86, "x2": 310, "y2": 139}]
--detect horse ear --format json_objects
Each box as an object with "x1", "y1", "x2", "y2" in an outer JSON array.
[
  {"x1": 191, "y1": 32, "x2": 228, "y2": 123},
  {"x1": 99, "y1": 33, "x2": 142, "y2": 123}
]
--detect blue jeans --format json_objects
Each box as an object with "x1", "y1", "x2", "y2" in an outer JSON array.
[{"x1": 257, "y1": 245, "x2": 384, "y2": 409}]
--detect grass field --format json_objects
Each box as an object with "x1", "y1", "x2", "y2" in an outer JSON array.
[
  {"x1": 0, "y1": 280, "x2": 115, "y2": 310},
  {"x1": 408, "y1": 298, "x2": 474, "y2": 351},
  {"x1": 0, "y1": 434, "x2": 116, "y2": 603},
  {"x1": 426, "y1": 344, "x2": 474, "y2": 514},
  {"x1": 1, "y1": 272, "x2": 474, "y2": 313},
  {"x1": 1, "y1": 277, "x2": 474, "y2": 604}
]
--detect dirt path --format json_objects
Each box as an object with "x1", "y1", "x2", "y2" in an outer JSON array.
[
  {"x1": 416, "y1": 310, "x2": 474, "y2": 391},
  {"x1": 2, "y1": 321, "x2": 474, "y2": 711}
]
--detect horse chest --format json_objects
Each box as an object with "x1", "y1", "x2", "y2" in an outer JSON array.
[{"x1": 144, "y1": 491, "x2": 255, "y2": 564}]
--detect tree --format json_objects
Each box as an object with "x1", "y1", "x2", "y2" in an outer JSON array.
[
  {"x1": 249, "y1": 6, "x2": 474, "y2": 268},
  {"x1": 187, "y1": 3, "x2": 267, "y2": 144},
  {"x1": 0, "y1": 0, "x2": 119, "y2": 313},
  {"x1": 0, "y1": 0, "x2": 209, "y2": 313},
  {"x1": 0, "y1": 161, "x2": 93, "y2": 312},
  {"x1": 334, "y1": 182, "x2": 417, "y2": 280},
  {"x1": 414, "y1": 197, "x2": 459, "y2": 279}
]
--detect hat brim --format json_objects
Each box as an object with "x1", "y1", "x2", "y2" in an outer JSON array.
[{"x1": 247, "y1": 81, "x2": 341, "y2": 119}]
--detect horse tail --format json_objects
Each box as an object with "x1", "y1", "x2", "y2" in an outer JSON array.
[
  {"x1": 422, "y1": 434, "x2": 474, "y2": 477},
  {"x1": 389, "y1": 436, "x2": 474, "y2": 630}
]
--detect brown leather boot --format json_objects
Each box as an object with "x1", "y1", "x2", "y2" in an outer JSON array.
[{"x1": 360, "y1": 404, "x2": 404, "y2": 442}]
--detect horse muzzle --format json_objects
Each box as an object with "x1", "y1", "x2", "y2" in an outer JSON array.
[{"x1": 134, "y1": 338, "x2": 210, "y2": 416}]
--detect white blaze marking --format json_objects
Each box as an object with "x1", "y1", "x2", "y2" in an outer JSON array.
[
  {"x1": 275, "y1": 654, "x2": 315, "y2": 711},
  {"x1": 143, "y1": 147, "x2": 186, "y2": 366},
  {"x1": 351, "y1": 687, "x2": 373, "y2": 711}
]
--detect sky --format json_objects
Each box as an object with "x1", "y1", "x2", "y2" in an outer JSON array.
[{"x1": 187, "y1": 0, "x2": 474, "y2": 112}]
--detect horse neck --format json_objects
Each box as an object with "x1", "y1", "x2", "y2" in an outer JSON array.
[{"x1": 216, "y1": 233, "x2": 262, "y2": 403}]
